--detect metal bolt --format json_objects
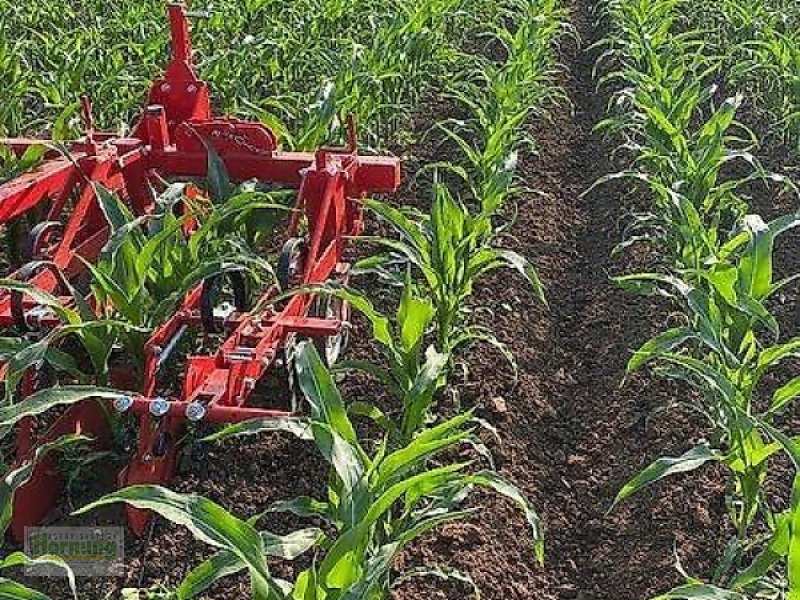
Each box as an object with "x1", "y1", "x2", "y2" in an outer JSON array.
[
  {"x1": 187, "y1": 84, "x2": 197, "y2": 93},
  {"x1": 113, "y1": 395, "x2": 134, "y2": 413},
  {"x1": 185, "y1": 402, "x2": 206, "y2": 422},
  {"x1": 149, "y1": 397, "x2": 170, "y2": 418},
  {"x1": 160, "y1": 83, "x2": 171, "y2": 93}
]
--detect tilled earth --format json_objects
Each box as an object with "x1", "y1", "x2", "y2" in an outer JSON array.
[{"x1": 13, "y1": 0, "x2": 800, "y2": 598}]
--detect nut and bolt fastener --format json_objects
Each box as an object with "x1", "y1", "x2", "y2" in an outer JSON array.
[
  {"x1": 113, "y1": 395, "x2": 134, "y2": 413},
  {"x1": 149, "y1": 397, "x2": 170, "y2": 418},
  {"x1": 185, "y1": 402, "x2": 206, "y2": 422}
]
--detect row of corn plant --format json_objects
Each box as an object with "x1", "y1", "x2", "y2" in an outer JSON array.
[
  {"x1": 679, "y1": 0, "x2": 800, "y2": 153},
  {"x1": 273, "y1": 0, "x2": 571, "y2": 440},
  {"x1": 596, "y1": 0, "x2": 800, "y2": 596},
  {"x1": 0, "y1": 0, "x2": 508, "y2": 149},
  {"x1": 440, "y1": 0, "x2": 569, "y2": 215}
]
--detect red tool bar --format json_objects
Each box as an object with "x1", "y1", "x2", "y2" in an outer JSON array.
[
  {"x1": 124, "y1": 397, "x2": 291, "y2": 423},
  {"x1": 0, "y1": 156, "x2": 81, "y2": 223},
  {"x1": 149, "y1": 148, "x2": 400, "y2": 193}
]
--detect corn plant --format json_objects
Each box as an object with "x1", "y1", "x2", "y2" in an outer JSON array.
[
  {"x1": 76, "y1": 483, "x2": 319, "y2": 600},
  {"x1": 0, "y1": 279, "x2": 142, "y2": 392},
  {"x1": 612, "y1": 212, "x2": 800, "y2": 549},
  {"x1": 82, "y1": 183, "x2": 279, "y2": 374},
  {"x1": 360, "y1": 184, "x2": 545, "y2": 355},
  {"x1": 284, "y1": 276, "x2": 448, "y2": 443},
  {"x1": 163, "y1": 341, "x2": 543, "y2": 599}
]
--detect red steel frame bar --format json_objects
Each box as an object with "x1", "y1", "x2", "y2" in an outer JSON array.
[{"x1": 0, "y1": 3, "x2": 400, "y2": 539}]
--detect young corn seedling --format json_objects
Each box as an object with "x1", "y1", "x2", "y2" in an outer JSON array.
[
  {"x1": 613, "y1": 212, "x2": 800, "y2": 548},
  {"x1": 285, "y1": 273, "x2": 448, "y2": 443},
  {"x1": 75, "y1": 483, "x2": 321, "y2": 600},
  {"x1": 360, "y1": 183, "x2": 545, "y2": 356},
  {"x1": 0, "y1": 278, "x2": 143, "y2": 392}
]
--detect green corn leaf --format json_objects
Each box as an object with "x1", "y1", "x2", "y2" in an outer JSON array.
[
  {"x1": 94, "y1": 184, "x2": 135, "y2": 233},
  {"x1": 0, "y1": 278, "x2": 79, "y2": 325},
  {"x1": 364, "y1": 199, "x2": 429, "y2": 257},
  {"x1": 759, "y1": 338, "x2": 800, "y2": 371},
  {"x1": 0, "y1": 578, "x2": 53, "y2": 600},
  {"x1": 612, "y1": 445, "x2": 720, "y2": 510},
  {"x1": 450, "y1": 326, "x2": 518, "y2": 378},
  {"x1": 347, "y1": 401, "x2": 395, "y2": 433},
  {"x1": 319, "y1": 463, "x2": 469, "y2": 585},
  {"x1": 334, "y1": 360, "x2": 397, "y2": 393},
  {"x1": 650, "y1": 584, "x2": 747, "y2": 599},
  {"x1": 201, "y1": 417, "x2": 313, "y2": 444},
  {"x1": 295, "y1": 341, "x2": 363, "y2": 452},
  {"x1": 491, "y1": 249, "x2": 547, "y2": 306},
  {"x1": 0, "y1": 386, "x2": 121, "y2": 439},
  {"x1": 730, "y1": 512, "x2": 790, "y2": 589},
  {"x1": 375, "y1": 412, "x2": 473, "y2": 487},
  {"x1": 628, "y1": 327, "x2": 694, "y2": 371},
  {"x1": 740, "y1": 212, "x2": 800, "y2": 300},
  {"x1": 771, "y1": 377, "x2": 800, "y2": 415},
  {"x1": 400, "y1": 346, "x2": 449, "y2": 438},
  {"x1": 73, "y1": 485, "x2": 282, "y2": 600},
  {"x1": 266, "y1": 496, "x2": 332, "y2": 522},
  {"x1": 658, "y1": 353, "x2": 738, "y2": 405},
  {"x1": 397, "y1": 275, "x2": 434, "y2": 357},
  {"x1": 176, "y1": 528, "x2": 322, "y2": 600},
  {"x1": 391, "y1": 565, "x2": 480, "y2": 597},
  {"x1": 467, "y1": 470, "x2": 544, "y2": 564}
]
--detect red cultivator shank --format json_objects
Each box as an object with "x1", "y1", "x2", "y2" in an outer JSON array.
[{"x1": 0, "y1": 4, "x2": 400, "y2": 539}]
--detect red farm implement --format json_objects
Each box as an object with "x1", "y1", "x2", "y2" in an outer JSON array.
[{"x1": 0, "y1": 4, "x2": 400, "y2": 540}]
